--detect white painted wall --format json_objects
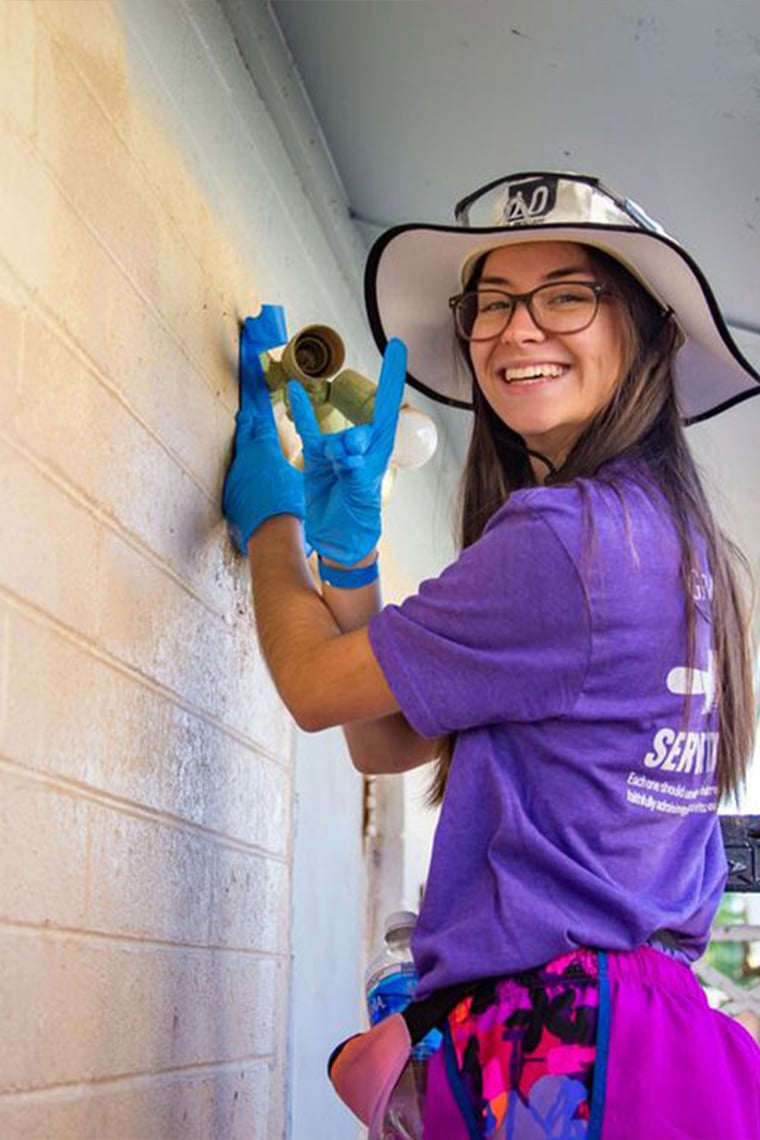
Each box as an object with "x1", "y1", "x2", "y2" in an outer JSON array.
[
  {"x1": 0, "y1": 1, "x2": 462, "y2": 1136},
  {"x1": 290, "y1": 728, "x2": 366, "y2": 1140}
]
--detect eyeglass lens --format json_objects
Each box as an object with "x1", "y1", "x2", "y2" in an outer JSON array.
[{"x1": 455, "y1": 283, "x2": 600, "y2": 340}]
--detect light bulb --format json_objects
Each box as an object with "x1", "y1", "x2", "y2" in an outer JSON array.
[{"x1": 391, "y1": 405, "x2": 438, "y2": 470}]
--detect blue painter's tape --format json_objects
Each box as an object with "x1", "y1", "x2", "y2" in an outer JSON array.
[{"x1": 239, "y1": 305, "x2": 288, "y2": 409}]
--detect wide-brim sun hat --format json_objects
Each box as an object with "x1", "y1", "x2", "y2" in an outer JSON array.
[{"x1": 364, "y1": 171, "x2": 760, "y2": 423}]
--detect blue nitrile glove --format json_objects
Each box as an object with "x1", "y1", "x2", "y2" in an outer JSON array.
[
  {"x1": 222, "y1": 307, "x2": 305, "y2": 554},
  {"x1": 287, "y1": 338, "x2": 407, "y2": 565}
]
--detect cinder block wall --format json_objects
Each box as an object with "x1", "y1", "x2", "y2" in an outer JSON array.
[{"x1": 0, "y1": 2, "x2": 376, "y2": 1136}]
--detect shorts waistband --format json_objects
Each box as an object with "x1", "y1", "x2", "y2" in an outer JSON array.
[{"x1": 605, "y1": 944, "x2": 699, "y2": 1000}]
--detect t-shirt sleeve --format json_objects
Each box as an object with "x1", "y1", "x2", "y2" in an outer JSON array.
[{"x1": 368, "y1": 500, "x2": 591, "y2": 738}]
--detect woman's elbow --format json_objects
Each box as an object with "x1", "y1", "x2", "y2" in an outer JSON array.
[
  {"x1": 274, "y1": 663, "x2": 330, "y2": 733},
  {"x1": 288, "y1": 700, "x2": 333, "y2": 734},
  {"x1": 284, "y1": 687, "x2": 343, "y2": 734}
]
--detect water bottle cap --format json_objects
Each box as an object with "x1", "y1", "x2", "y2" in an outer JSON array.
[{"x1": 384, "y1": 910, "x2": 418, "y2": 940}]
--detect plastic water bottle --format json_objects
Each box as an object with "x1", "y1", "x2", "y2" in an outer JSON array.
[
  {"x1": 366, "y1": 910, "x2": 418, "y2": 1023},
  {"x1": 366, "y1": 912, "x2": 440, "y2": 1139},
  {"x1": 365, "y1": 911, "x2": 441, "y2": 1061}
]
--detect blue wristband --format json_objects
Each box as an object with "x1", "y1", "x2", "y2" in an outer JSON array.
[{"x1": 318, "y1": 555, "x2": 379, "y2": 589}]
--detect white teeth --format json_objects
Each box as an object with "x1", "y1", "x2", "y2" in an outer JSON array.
[{"x1": 504, "y1": 364, "x2": 567, "y2": 382}]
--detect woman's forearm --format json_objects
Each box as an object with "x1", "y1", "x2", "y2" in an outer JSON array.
[
  {"x1": 343, "y1": 712, "x2": 440, "y2": 774},
  {"x1": 247, "y1": 515, "x2": 399, "y2": 732},
  {"x1": 247, "y1": 516, "x2": 341, "y2": 726},
  {"x1": 319, "y1": 553, "x2": 439, "y2": 775}
]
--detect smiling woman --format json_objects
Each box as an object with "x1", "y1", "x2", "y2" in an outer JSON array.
[{"x1": 223, "y1": 171, "x2": 760, "y2": 1138}]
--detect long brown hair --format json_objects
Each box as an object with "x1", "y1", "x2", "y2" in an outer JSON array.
[{"x1": 428, "y1": 246, "x2": 756, "y2": 807}]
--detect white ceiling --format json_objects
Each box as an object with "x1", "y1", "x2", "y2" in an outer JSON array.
[{"x1": 271, "y1": 0, "x2": 760, "y2": 337}]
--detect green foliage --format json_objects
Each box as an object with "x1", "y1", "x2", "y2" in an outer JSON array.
[{"x1": 705, "y1": 894, "x2": 748, "y2": 986}]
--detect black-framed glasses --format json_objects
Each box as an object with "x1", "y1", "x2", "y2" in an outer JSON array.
[{"x1": 449, "y1": 281, "x2": 613, "y2": 341}]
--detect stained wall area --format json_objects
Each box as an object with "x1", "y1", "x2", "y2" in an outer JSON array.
[{"x1": 0, "y1": 1, "x2": 407, "y2": 1135}]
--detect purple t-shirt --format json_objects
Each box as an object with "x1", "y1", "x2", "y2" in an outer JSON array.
[{"x1": 368, "y1": 459, "x2": 727, "y2": 998}]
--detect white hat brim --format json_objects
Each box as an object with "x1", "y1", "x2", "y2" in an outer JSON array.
[{"x1": 364, "y1": 222, "x2": 760, "y2": 424}]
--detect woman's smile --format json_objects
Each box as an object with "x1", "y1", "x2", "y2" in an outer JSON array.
[{"x1": 499, "y1": 361, "x2": 571, "y2": 385}]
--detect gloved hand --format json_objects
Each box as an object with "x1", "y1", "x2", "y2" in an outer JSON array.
[
  {"x1": 222, "y1": 312, "x2": 305, "y2": 554},
  {"x1": 287, "y1": 338, "x2": 407, "y2": 566}
]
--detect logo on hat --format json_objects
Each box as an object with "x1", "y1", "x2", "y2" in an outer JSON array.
[{"x1": 502, "y1": 176, "x2": 558, "y2": 225}]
